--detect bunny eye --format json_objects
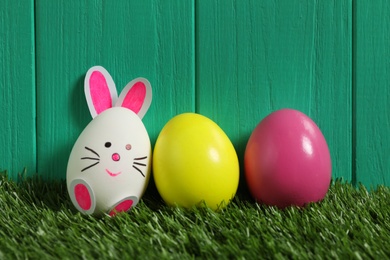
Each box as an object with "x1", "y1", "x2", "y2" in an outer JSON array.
[
  {"x1": 126, "y1": 144, "x2": 132, "y2": 150},
  {"x1": 105, "y1": 142, "x2": 112, "y2": 148}
]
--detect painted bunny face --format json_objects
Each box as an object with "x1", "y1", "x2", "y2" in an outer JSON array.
[
  {"x1": 66, "y1": 66, "x2": 152, "y2": 216},
  {"x1": 75, "y1": 109, "x2": 149, "y2": 179}
]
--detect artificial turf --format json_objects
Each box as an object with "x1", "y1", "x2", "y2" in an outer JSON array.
[{"x1": 0, "y1": 171, "x2": 389, "y2": 259}]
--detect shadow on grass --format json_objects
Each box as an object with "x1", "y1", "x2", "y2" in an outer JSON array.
[
  {"x1": 0, "y1": 169, "x2": 167, "y2": 213},
  {"x1": 3, "y1": 169, "x2": 386, "y2": 217}
]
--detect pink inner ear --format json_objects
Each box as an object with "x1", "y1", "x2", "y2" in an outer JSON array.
[
  {"x1": 121, "y1": 82, "x2": 146, "y2": 114},
  {"x1": 90, "y1": 71, "x2": 112, "y2": 114}
]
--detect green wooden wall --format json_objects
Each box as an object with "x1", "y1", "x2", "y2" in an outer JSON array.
[{"x1": 0, "y1": 0, "x2": 388, "y2": 188}]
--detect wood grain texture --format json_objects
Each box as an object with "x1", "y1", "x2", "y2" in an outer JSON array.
[
  {"x1": 35, "y1": 0, "x2": 194, "y2": 179},
  {"x1": 196, "y1": 0, "x2": 352, "y2": 187},
  {"x1": 3, "y1": 0, "x2": 388, "y2": 187},
  {"x1": 354, "y1": 1, "x2": 390, "y2": 187},
  {"x1": 0, "y1": 0, "x2": 36, "y2": 179}
]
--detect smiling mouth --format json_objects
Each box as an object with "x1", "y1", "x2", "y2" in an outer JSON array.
[{"x1": 105, "y1": 169, "x2": 122, "y2": 177}]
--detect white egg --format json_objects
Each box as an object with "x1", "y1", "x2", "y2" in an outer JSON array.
[
  {"x1": 67, "y1": 107, "x2": 151, "y2": 216},
  {"x1": 66, "y1": 65, "x2": 152, "y2": 217}
]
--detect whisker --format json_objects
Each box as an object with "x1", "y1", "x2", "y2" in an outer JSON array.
[
  {"x1": 81, "y1": 161, "x2": 100, "y2": 172},
  {"x1": 134, "y1": 156, "x2": 147, "y2": 161},
  {"x1": 132, "y1": 165, "x2": 145, "y2": 177},
  {"x1": 85, "y1": 147, "x2": 100, "y2": 158},
  {"x1": 133, "y1": 162, "x2": 146, "y2": 167},
  {"x1": 81, "y1": 157, "x2": 100, "y2": 161}
]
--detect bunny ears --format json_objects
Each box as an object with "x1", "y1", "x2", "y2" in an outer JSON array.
[{"x1": 84, "y1": 66, "x2": 152, "y2": 119}]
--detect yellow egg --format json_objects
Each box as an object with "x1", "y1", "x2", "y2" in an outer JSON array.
[{"x1": 153, "y1": 113, "x2": 239, "y2": 210}]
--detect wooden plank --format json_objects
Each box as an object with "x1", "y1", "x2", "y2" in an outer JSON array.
[
  {"x1": 0, "y1": 0, "x2": 36, "y2": 179},
  {"x1": 196, "y1": 0, "x2": 352, "y2": 187},
  {"x1": 36, "y1": 0, "x2": 194, "y2": 179},
  {"x1": 354, "y1": 1, "x2": 390, "y2": 187}
]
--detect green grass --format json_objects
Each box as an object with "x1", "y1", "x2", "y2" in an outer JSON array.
[{"x1": 0, "y1": 171, "x2": 389, "y2": 259}]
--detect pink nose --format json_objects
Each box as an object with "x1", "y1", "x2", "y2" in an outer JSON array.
[{"x1": 112, "y1": 153, "x2": 120, "y2": 162}]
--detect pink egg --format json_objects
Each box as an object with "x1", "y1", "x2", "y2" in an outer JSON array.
[{"x1": 244, "y1": 109, "x2": 331, "y2": 208}]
